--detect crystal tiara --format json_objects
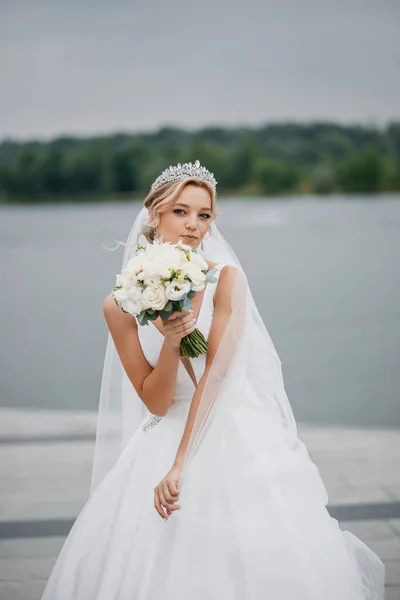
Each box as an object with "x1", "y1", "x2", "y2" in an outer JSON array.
[{"x1": 150, "y1": 159, "x2": 217, "y2": 193}]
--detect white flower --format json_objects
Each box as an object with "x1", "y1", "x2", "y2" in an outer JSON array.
[
  {"x1": 141, "y1": 283, "x2": 167, "y2": 310},
  {"x1": 113, "y1": 285, "x2": 143, "y2": 316},
  {"x1": 160, "y1": 265, "x2": 173, "y2": 280},
  {"x1": 118, "y1": 269, "x2": 138, "y2": 288},
  {"x1": 177, "y1": 241, "x2": 191, "y2": 251},
  {"x1": 140, "y1": 263, "x2": 162, "y2": 285},
  {"x1": 126, "y1": 254, "x2": 145, "y2": 274},
  {"x1": 190, "y1": 252, "x2": 208, "y2": 270},
  {"x1": 165, "y1": 279, "x2": 191, "y2": 301},
  {"x1": 146, "y1": 240, "x2": 176, "y2": 263},
  {"x1": 112, "y1": 240, "x2": 207, "y2": 316},
  {"x1": 144, "y1": 275, "x2": 162, "y2": 286},
  {"x1": 181, "y1": 262, "x2": 206, "y2": 292}
]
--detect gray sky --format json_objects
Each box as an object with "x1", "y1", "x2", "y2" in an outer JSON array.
[{"x1": 1, "y1": 0, "x2": 399, "y2": 140}]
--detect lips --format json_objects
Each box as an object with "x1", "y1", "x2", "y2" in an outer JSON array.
[{"x1": 181, "y1": 234, "x2": 198, "y2": 240}]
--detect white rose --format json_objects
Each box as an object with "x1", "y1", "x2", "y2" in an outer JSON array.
[
  {"x1": 141, "y1": 284, "x2": 167, "y2": 311},
  {"x1": 165, "y1": 279, "x2": 191, "y2": 301},
  {"x1": 181, "y1": 262, "x2": 206, "y2": 292}
]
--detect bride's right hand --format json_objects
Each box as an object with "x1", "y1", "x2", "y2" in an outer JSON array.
[{"x1": 162, "y1": 310, "x2": 197, "y2": 350}]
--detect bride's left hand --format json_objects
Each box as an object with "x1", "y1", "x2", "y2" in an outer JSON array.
[{"x1": 154, "y1": 463, "x2": 182, "y2": 521}]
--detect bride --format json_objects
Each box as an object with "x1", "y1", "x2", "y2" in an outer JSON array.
[{"x1": 41, "y1": 160, "x2": 385, "y2": 599}]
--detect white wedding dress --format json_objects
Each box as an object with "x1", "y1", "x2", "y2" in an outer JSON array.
[{"x1": 41, "y1": 264, "x2": 384, "y2": 600}]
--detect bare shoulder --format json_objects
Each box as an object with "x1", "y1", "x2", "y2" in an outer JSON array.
[{"x1": 214, "y1": 264, "x2": 241, "y2": 306}]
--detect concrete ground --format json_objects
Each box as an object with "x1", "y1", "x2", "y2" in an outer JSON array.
[{"x1": 0, "y1": 407, "x2": 399, "y2": 600}]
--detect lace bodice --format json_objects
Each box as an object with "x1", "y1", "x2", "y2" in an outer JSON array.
[{"x1": 136, "y1": 264, "x2": 225, "y2": 412}]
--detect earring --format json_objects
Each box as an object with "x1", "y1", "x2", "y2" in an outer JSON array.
[{"x1": 150, "y1": 224, "x2": 157, "y2": 240}]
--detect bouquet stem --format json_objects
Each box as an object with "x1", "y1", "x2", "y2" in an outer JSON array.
[{"x1": 180, "y1": 328, "x2": 208, "y2": 358}]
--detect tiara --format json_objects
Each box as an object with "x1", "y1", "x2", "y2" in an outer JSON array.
[{"x1": 150, "y1": 159, "x2": 217, "y2": 193}]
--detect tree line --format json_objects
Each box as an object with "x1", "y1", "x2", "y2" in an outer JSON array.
[{"x1": 0, "y1": 121, "x2": 399, "y2": 202}]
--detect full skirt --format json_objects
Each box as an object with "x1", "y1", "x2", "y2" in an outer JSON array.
[{"x1": 41, "y1": 397, "x2": 385, "y2": 599}]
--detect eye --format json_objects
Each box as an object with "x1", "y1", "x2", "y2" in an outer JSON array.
[
  {"x1": 173, "y1": 209, "x2": 185, "y2": 215},
  {"x1": 200, "y1": 213, "x2": 212, "y2": 219}
]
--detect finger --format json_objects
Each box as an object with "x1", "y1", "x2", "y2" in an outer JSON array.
[
  {"x1": 164, "y1": 318, "x2": 194, "y2": 336},
  {"x1": 163, "y1": 482, "x2": 180, "y2": 509},
  {"x1": 175, "y1": 314, "x2": 196, "y2": 328},
  {"x1": 162, "y1": 481, "x2": 175, "y2": 503},
  {"x1": 173, "y1": 313, "x2": 195, "y2": 327},
  {"x1": 154, "y1": 488, "x2": 168, "y2": 520},
  {"x1": 175, "y1": 322, "x2": 196, "y2": 336},
  {"x1": 163, "y1": 480, "x2": 178, "y2": 501},
  {"x1": 168, "y1": 310, "x2": 190, "y2": 320},
  {"x1": 166, "y1": 477, "x2": 180, "y2": 498},
  {"x1": 158, "y1": 487, "x2": 177, "y2": 512}
]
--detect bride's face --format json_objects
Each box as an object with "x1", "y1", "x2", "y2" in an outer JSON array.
[{"x1": 156, "y1": 184, "x2": 213, "y2": 248}]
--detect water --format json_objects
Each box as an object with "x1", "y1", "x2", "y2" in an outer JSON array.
[{"x1": 1, "y1": 194, "x2": 399, "y2": 427}]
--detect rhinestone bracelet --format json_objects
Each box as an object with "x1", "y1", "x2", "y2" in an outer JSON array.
[{"x1": 141, "y1": 414, "x2": 163, "y2": 432}]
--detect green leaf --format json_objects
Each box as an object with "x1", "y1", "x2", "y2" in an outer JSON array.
[
  {"x1": 182, "y1": 297, "x2": 192, "y2": 310},
  {"x1": 206, "y1": 268, "x2": 218, "y2": 283},
  {"x1": 138, "y1": 311, "x2": 147, "y2": 324},
  {"x1": 147, "y1": 312, "x2": 159, "y2": 321},
  {"x1": 160, "y1": 309, "x2": 172, "y2": 320}
]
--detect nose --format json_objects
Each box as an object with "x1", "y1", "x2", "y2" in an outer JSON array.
[{"x1": 185, "y1": 213, "x2": 198, "y2": 230}]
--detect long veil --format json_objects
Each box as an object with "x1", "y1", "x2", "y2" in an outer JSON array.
[
  {"x1": 90, "y1": 205, "x2": 298, "y2": 495},
  {"x1": 89, "y1": 203, "x2": 384, "y2": 598}
]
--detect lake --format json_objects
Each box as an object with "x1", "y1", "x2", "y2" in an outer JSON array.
[{"x1": 0, "y1": 194, "x2": 399, "y2": 427}]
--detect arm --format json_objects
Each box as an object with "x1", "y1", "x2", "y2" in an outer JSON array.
[
  {"x1": 102, "y1": 294, "x2": 195, "y2": 417},
  {"x1": 173, "y1": 265, "x2": 239, "y2": 466},
  {"x1": 153, "y1": 266, "x2": 240, "y2": 520}
]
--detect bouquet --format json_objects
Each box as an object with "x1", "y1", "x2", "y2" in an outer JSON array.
[{"x1": 112, "y1": 239, "x2": 218, "y2": 358}]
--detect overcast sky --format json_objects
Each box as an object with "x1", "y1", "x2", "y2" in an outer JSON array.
[{"x1": 1, "y1": 0, "x2": 399, "y2": 141}]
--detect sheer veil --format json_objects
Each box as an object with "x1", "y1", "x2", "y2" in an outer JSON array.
[
  {"x1": 90, "y1": 204, "x2": 298, "y2": 496},
  {"x1": 88, "y1": 196, "x2": 385, "y2": 599}
]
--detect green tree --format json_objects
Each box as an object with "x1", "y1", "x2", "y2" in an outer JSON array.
[
  {"x1": 312, "y1": 163, "x2": 337, "y2": 194},
  {"x1": 252, "y1": 156, "x2": 300, "y2": 195},
  {"x1": 229, "y1": 135, "x2": 263, "y2": 189},
  {"x1": 15, "y1": 149, "x2": 43, "y2": 197},
  {"x1": 40, "y1": 149, "x2": 66, "y2": 194},
  {"x1": 337, "y1": 146, "x2": 383, "y2": 193}
]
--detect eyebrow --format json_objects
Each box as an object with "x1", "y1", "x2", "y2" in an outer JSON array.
[{"x1": 174, "y1": 203, "x2": 212, "y2": 211}]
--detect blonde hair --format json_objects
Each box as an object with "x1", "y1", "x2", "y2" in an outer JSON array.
[{"x1": 141, "y1": 177, "x2": 218, "y2": 243}]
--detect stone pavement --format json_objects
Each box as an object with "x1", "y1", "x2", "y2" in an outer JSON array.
[{"x1": 0, "y1": 408, "x2": 399, "y2": 599}]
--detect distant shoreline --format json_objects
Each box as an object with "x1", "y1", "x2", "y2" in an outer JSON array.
[
  {"x1": 1, "y1": 190, "x2": 400, "y2": 207},
  {"x1": 1, "y1": 122, "x2": 399, "y2": 201}
]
